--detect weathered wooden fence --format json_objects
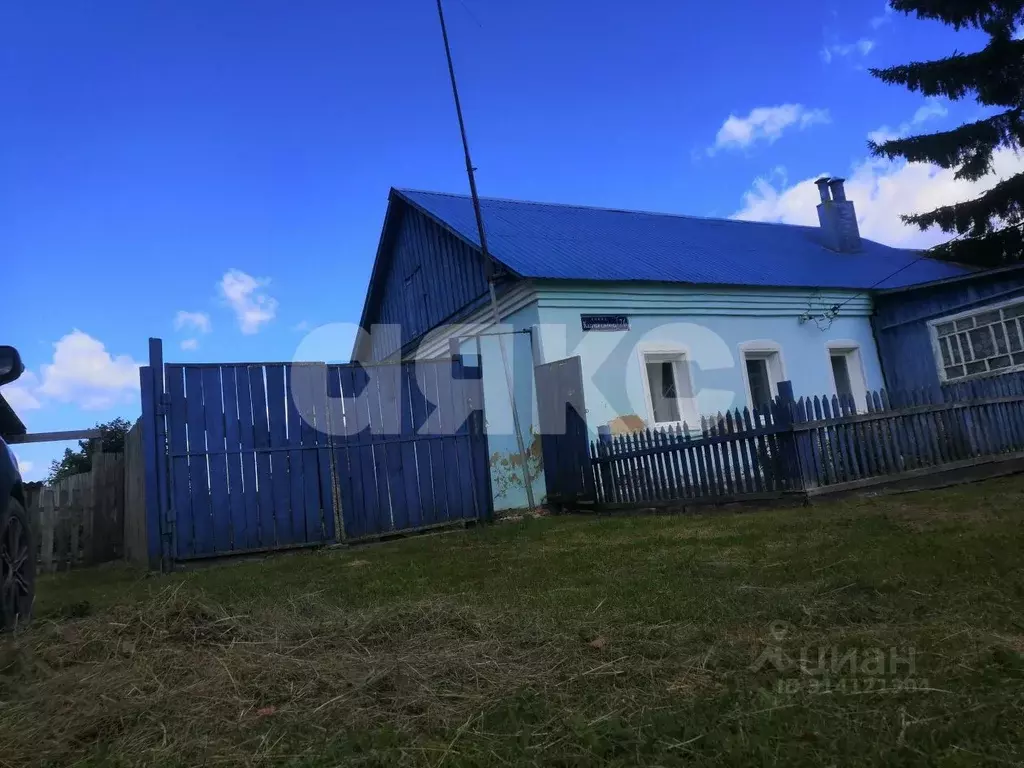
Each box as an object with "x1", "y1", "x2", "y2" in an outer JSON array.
[
  {"x1": 24, "y1": 451, "x2": 129, "y2": 572},
  {"x1": 591, "y1": 402, "x2": 795, "y2": 506},
  {"x1": 590, "y1": 373, "x2": 1024, "y2": 508},
  {"x1": 792, "y1": 372, "x2": 1024, "y2": 493},
  {"x1": 122, "y1": 418, "x2": 149, "y2": 567}
]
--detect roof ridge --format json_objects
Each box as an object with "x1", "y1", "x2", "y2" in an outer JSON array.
[
  {"x1": 397, "y1": 187, "x2": 796, "y2": 225},
  {"x1": 395, "y1": 187, "x2": 917, "y2": 249}
]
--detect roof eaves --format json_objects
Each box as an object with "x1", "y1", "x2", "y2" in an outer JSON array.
[{"x1": 873, "y1": 262, "x2": 1014, "y2": 295}]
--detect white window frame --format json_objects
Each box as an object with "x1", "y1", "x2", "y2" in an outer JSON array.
[
  {"x1": 738, "y1": 341, "x2": 786, "y2": 413},
  {"x1": 826, "y1": 340, "x2": 869, "y2": 412},
  {"x1": 637, "y1": 343, "x2": 698, "y2": 428},
  {"x1": 927, "y1": 296, "x2": 1024, "y2": 383}
]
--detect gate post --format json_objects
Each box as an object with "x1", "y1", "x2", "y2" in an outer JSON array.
[
  {"x1": 139, "y1": 338, "x2": 170, "y2": 570},
  {"x1": 774, "y1": 380, "x2": 813, "y2": 493},
  {"x1": 596, "y1": 425, "x2": 613, "y2": 503}
]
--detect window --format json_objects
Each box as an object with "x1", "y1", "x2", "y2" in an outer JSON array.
[
  {"x1": 740, "y1": 346, "x2": 784, "y2": 411},
  {"x1": 931, "y1": 298, "x2": 1024, "y2": 381},
  {"x1": 827, "y1": 344, "x2": 867, "y2": 411},
  {"x1": 745, "y1": 358, "x2": 773, "y2": 410},
  {"x1": 830, "y1": 354, "x2": 853, "y2": 399},
  {"x1": 641, "y1": 352, "x2": 693, "y2": 425}
]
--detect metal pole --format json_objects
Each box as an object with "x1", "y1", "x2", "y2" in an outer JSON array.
[{"x1": 435, "y1": 0, "x2": 536, "y2": 514}]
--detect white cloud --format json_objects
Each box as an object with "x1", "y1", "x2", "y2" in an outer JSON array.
[
  {"x1": 868, "y1": 98, "x2": 948, "y2": 145},
  {"x1": 293, "y1": 320, "x2": 311, "y2": 332},
  {"x1": 870, "y1": 2, "x2": 893, "y2": 29},
  {"x1": 733, "y1": 147, "x2": 1024, "y2": 249},
  {"x1": 12, "y1": 451, "x2": 40, "y2": 481},
  {"x1": 911, "y1": 100, "x2": 948, "y2": 125},
  {"x1": 174, "y1": 311, "x2": 211, "y2": 334},
  {"x1": 219, "y1": 269, "x2": 278, "y2": 334},
  {"x1": 37, "y1": 330, "x2": 142, "y2": 410},
  {"x1": 710, "y1": 104, "x2": 831, "y2": 154},
  {"x1": 2, "y1": 371, "x2": 41, "y2": 411},
  {"x1": 180, "y1": 338, "x2": 199, "y2": 351},
  {"x1": 821, "y1": 38, "x2": 875, "y2": 63},
  {"x1": 866, "y1": 127, "x2": 900, "y2": 146}
]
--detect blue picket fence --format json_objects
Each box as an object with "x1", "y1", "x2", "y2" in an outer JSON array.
[
  {"x1": 591, "y1": 373, "x2": 1024, "y2": 507},
  {"x1": 792, "y1": 372, "x2": 1024, "y2": 490},
  {"x1": 591, "y1": 403, "x2": 793, "y2": 505}
]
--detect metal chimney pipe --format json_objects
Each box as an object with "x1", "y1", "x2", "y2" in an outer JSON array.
[
  {"x1": 828, "y1": 177, "x2": 847, "y2": 202},
  {"x1": 814, "y1": 177, "x2": 831, "y2": 204}
]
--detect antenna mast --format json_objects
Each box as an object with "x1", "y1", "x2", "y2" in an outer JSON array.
[{"x1": 434, "y1": 0, "x2": 536, "y2": 515}]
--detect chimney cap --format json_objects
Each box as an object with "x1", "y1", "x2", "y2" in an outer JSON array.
[
  {"x1": 827, "y1": 177, "x2": 847, "y2": 201},
  {"x1": 815, "y1": 176, "x2": 831, "y2": 203}
]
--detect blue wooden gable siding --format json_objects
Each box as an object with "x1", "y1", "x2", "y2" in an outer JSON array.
[
  {"x1": 872, "y1": 269, "x2": 1024, "y2": 391},
  {"x1": 362, "y1": 202, "x2": 491, "y2": 362}
]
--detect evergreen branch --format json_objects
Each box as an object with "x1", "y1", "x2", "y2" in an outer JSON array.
[
  {"x1": 890, "y1": 0, "x2": 1024, "y2": 32},
  {"x1": 930, "y1": 220, "x2": 1024, "y2": 266},
  {"x1": 903, "y1": 171, "x2": 1024, "y2": 235},
  {"x1": 875, "y1": 2, "x2": 1024, "y2": 268},
  {"x1": 869, "y1": 35, "x2": 1024, "y2": 106},
  {"x1": 869, "y1": 108, "x2": 1024, "y2": 180}
]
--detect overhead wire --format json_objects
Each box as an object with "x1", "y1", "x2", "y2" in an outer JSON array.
[{"x1": 810, "y1": 222, "x2": 1023, "y2": 327}]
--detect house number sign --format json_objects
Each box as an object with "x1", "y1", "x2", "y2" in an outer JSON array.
[{"x1": 581, "y1": 314, "x2": 630, "y2": 332}]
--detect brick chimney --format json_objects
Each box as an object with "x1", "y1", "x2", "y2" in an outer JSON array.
[{"x1": 815, "y1": 177, "x2": 861, "y2": 253}]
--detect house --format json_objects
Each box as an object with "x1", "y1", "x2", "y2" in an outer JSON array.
[
  {"x1": 872, "y1": 264, "x2": 1024, "y2": 392},
  {"x1": 353, "y1": 179, "x2": 968, "y2": 510}
]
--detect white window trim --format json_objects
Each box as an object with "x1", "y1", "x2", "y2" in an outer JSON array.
[
  {"x1": 636, "y1": 342, "x2": 698, "y2": 428},
  {"x1": 738, "y1": 340, "x2": 787, "y2": 412},
  {"x1": 825, "y1": 340, "x2": 869, "y2": 412},
  {"x1": 927, "y1": 296, "x2": 1024, "y2": 383}
]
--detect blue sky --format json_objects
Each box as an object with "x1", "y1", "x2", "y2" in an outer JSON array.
[{"x1": 0, "y1": 0, "x2": 1005, "y2": 479}]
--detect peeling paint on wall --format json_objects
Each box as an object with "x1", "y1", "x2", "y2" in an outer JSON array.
[{"x1": 489, "y1": 428, "x2": 544, "y2": 504}]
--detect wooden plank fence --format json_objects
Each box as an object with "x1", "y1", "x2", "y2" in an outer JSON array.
[
  {"x1": 24, "y1": 449, "x2": 130, "y2": 572},
  {"x1": 123, "y1": 418, "x2": 149, "y2": 567},
  {"x1": 590, "y1": 372, "x2": 1024, "y2": 508}
]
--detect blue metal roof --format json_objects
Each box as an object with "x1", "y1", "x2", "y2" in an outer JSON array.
[{"x1": 396, "y1": 188, "x2": 969, "y2": 290}]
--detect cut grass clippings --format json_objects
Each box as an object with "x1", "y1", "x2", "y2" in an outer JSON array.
[{"x1": 2, "y1": 476, "x2": 1024, "y2": 766}]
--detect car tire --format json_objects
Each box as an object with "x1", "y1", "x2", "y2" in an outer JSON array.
[{"x1": 1, "y1": 496, "x2": 35, "y2": 631}]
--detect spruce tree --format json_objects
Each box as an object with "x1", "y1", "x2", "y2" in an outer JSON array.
[{"x1": 869, "y1": 0, "x2": 1024, "y2": 266}]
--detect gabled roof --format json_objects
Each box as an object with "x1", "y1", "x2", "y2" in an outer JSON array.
[{"x1": 396, "y1": 188, "x2": 969, "y2": 291}]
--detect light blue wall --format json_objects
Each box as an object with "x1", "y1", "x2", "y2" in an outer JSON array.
[
  {"x1": 437, "y1": 282, "x2": 887, "y2": 511},
  {"x1": 532, "y1": 283, "x2": 885, "y2": 432}
]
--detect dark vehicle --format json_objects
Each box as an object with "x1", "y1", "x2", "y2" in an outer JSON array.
[{"x1": 0, "y1": 346, "x2": 34, "y2": 630}]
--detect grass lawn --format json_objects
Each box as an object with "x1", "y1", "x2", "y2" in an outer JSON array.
[{"x1": 3, "y1": 477, "x2": 1024, "y2": 766}]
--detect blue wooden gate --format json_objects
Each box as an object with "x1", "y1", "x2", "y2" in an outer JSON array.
[
  {"x1": 326, "y1": 358, "x2": 490, "y2": 540},
  {"x1": 139, "y1": 339, "x2": 492, "y2": 565},
  {"x1": 535, "y1": 356, "x2": 596, "y2": 508},
  {"x1": 162, "y1": 361, "x2": 337, "y2": 560}
]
